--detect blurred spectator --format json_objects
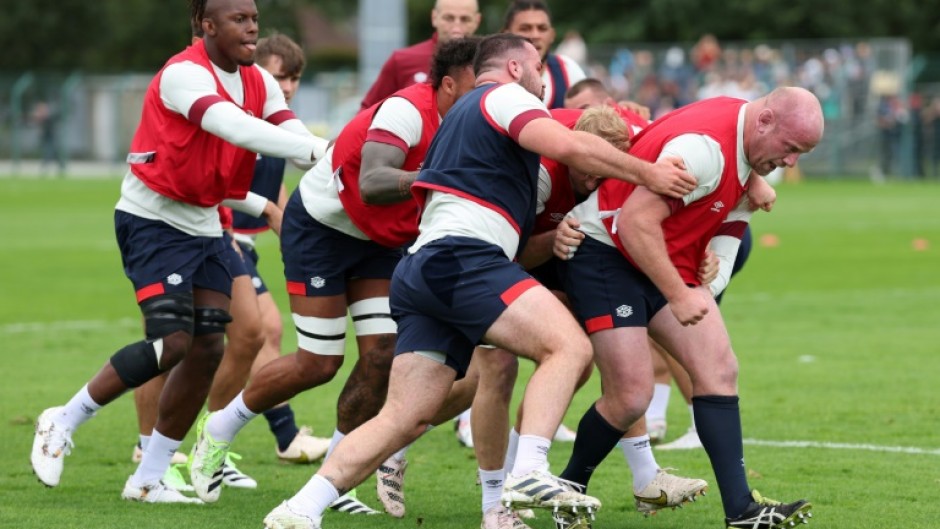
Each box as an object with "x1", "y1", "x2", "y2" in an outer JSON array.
[
  {"x1": 31, "y1": 101, "x2": 65, "y2": 176},
  {"x1": 926, "y1": 96, "x2": 940, "y2": 177},
  {"x1": 876, "y1": 95, "x2": 904, "y2": 177},
  {"x1": 691, "y1": 34, "x2": 721, "y2": 74},
  {"x1": 556, "y1": 30, "x2": 587, "y2": 67}
]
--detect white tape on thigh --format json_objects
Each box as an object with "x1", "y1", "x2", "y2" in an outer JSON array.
[
  {"x1": 292, "y1": 314, "x2": 347, "y2": 355},
  {"x1": 348, "y1": 297, "x2": 397, "y2": 336},
  {"x1": 413, "y1": 350, "x2": 447, "y2": 364}
]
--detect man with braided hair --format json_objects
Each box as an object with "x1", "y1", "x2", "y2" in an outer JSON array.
[{"x1": 30, "y1": 0, "x2": 328, "y2": 504}]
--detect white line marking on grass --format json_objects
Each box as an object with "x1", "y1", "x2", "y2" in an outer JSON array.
[
  {"x1": 1, "y1": 318, "x2": 139, "y2": 334},
  {"x1": 744, "y1": 438, "x2": 940, "y2": 456}
]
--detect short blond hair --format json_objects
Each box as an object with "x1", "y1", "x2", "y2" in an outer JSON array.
[{"x1": 574, "y1": 106, "x2": 630, "y2": 151}]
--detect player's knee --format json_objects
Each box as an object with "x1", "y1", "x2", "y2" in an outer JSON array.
[
  {"x1": 261, "y1": 311, "x2": 283, "y2": 348},
  {"x1": 575, "y1": 361, "x2": 594, "y2": 389},
  {"x1": 295, "y1": 350, "x2": 344, "y2": 386},
  {"x1": 227, "y1": 316, "x2": 264, "y2": 360},
  {"x1": 112, "y1": 293, "x2": 197, "y2": 387},
  {"x1": 480, "y1": 350, "x2": 518, "y2": 399},
  {"x1": 188, "y1": 333, "x2": 226, "y2": 376},
  {"x1": 357, "y1": 334, "x2": 396, "y2": 377}
]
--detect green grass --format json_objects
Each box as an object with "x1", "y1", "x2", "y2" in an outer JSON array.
[{"x1": 0, "y1": 177, "x2": 938, "y2": 528}]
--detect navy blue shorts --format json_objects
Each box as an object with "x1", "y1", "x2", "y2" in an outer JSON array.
[
  {"x1": 281, "y1": 191, "x2": 402, "y2": 297},
  {"x1": 528, "y1": 257, "x2": 564, "y2": 292},
  {"x1": 221, "y1": 232, "x2": 249, "y2": 279},
  {"x1": 114, "y1": 210, "x2": 232, "y2": 303},
  {"x1": 236, "y1": 241, "x2": 268, "y2": 295},
  {"x1": 564, "y1": 237, "x2": 667, "y2": 333},
  {"x1": 390, "y1": 236, "x2": 540, "y2": 378}
]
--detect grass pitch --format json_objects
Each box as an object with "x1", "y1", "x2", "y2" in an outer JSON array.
[{"x1": 0, "y1": 176, "x2": 937, "y2": 528}]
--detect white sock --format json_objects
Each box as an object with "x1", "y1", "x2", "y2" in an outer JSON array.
[
  {"x1": 207, "y1": 392, "x2": 257, "y2": 442},
  {"x1": 510, "y1": 434, "x2": 551, "y2": 477},
  {"x1": 501, "y1": 428, "x2": 520, "y2": 476},
  {"x1": 139, "y1": 434, "x2": 151, "y2": 451},
  {"x1": 688, "y1": 404, "x2": 697, "y2": 432},
  {"x1": 458, "y1": 408, "x2": 471, "y2": 424},
  {"x1": 57, "y1": 384, "x2": 101, "y2": 430},
  {"x1": 325, "y1": 429, "x2": 345, "y2": 461},
  {"x1": 619, "y1": 435, "x2": 658, "y2": 491},
  {"x1": 479, "y1": 468, "x2": 505, "y2": 513},
  {"x1": 130, "y1": 429, "x2": 181, "y2": 487},
  {"x1": 288, "y1": 474, "x2": 339, "y2": 519},
  {"x1": 646, "y1": 383, "x2": 671, "y2": 422}
]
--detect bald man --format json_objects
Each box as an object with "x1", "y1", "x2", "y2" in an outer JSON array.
[
  {"x1": 360, "y1": 0, "x2": 481, "y2": 109},
  {"x1": 554, "y1": 87, "x2": 823, "y2": 529}
]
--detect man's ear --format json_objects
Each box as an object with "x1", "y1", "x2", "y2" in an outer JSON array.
[
  {"x1": 441, "y1": 75, "x2": 456, "y2": 96},
  {"x1": 757, "y1": 108, "x2": 774, "y2": 132}
]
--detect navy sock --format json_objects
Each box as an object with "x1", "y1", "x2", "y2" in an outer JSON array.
[
  {"x1": 559, "y1": 403, "x2": 626, "y2": 490},
  {"x1": 263, "y1": 404, "x2": 300, "y2": 452},
  {"x1": 693, "y1": 395, "x2": 753, "y2": 518}
]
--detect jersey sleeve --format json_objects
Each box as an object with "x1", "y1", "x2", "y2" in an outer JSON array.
[
  {"x1": 483, "y1": 83, "x2": 551, "y2": 141},
  {"x1": 659, "y1": 133, "x2": 725, "y2": 206},
  {"x1": 159, "y1": 62, "x2": 223, "y2": 118},
  {"x1": 366, "y1": 96, "x2": 424, "y2": 153}
]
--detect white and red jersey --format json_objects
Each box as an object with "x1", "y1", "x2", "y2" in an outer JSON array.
[
  {"x1": 299, "y1": 83, "x2": 440, "y2": 244},
  {"x1": 117, "y1": 39, "x2": 327, "y2": 237},
  {"x1": 534, "y1": 107, "x2": 649, "y2": 235},
  {"x1": 337, "y1": 83, "x2": 440, "y2": 247},
  {"x1": 128, "y1": 41, "x2": 267, "y2": 208},
  {"x1": 572, "y1": 97, "x2": 752, "y2": 286}
]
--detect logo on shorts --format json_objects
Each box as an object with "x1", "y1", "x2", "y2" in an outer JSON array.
[
  {"x1": 711, "y1": 200, "x2": 725, "y2": 213},
  {"x1": 616, "y1": 304, "x2": 633, "y2": 318},
  {"x1": 167, "y1": 273, "x2": 182, "y2": 286},
  {"x1": 251, "y1": 276, "x2": 263, "y2": 289},
  {"x1": 310, "y1": 276, "x2": 326, "y2": 289}
]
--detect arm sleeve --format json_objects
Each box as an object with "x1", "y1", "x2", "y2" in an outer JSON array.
[
  {"x1": 708, "y1": 197, "x2": 754, "y2": 297},
  {"x1": 161, "y1": 62, "x2": 325, "y2": 161},
  {"x1": 658, "y1": 133, "x2": 724, "y2": 206},
  {"x1": 222, "y1": 191, "x2": 268, "y2": 218}
]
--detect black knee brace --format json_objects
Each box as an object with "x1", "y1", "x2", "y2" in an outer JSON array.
[
  {"x1": 193, "y1": 307, "x2": 232, "y2": 336},
  {"x1": 141, "y1": 292, "x2": 194, "y2": 340},
  {"x1": 110, "y1": 340, "x2": 162, "y2": 388},
  {"x1": 109, "y1": 292, "x2": 196, "y2": 388}
]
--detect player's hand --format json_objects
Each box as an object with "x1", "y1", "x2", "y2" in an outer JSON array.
[
  {"x1": 643, "y1": 157, "x2": 695, "y2": 199},
  {"x1": 617, "y1": 99, "x2": 652, "y2": 121},
  {"x1": 697, "y1": 249, "x2": 719, "y2": 285},
  {"x1": 668, "y1": 288, "x2": 709, "y2": 326},
  {"x1": 746, "y1": 174, "x2": 776, "y2": 212},
  {"x1": 263, "y1": 201, "x2": 283, "y2": 237},
  {"x1": 553, "y1": 214, "x2": 585, "y2": 260}
]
